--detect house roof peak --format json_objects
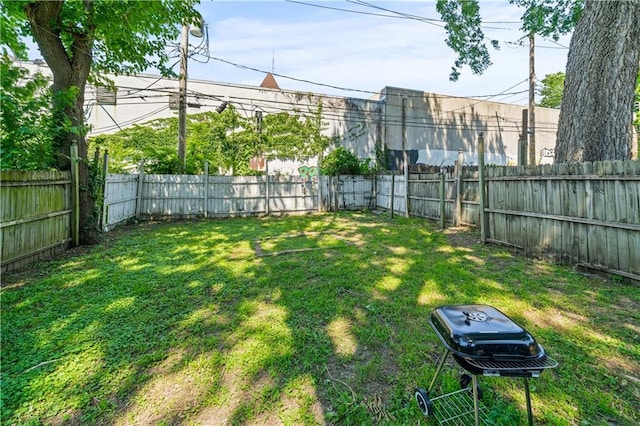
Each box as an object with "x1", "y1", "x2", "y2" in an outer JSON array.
[{"x1": 260, "y1": 72, "x2": 280, "y2": 90}]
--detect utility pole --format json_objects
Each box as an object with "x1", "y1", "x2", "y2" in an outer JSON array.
[
  {"x1": 519, "y1": 109, "x2": 528, "y2": 166},
  {"x1": 528, "y1": 32, "x2": 536, "y2": 165},
  {"x1": 177, "y1": 19, "x2": 205, "y2": 174},
  {"x1": 177, "y1": 24, "x2": 189, "y2": 174},
  {"x1": 401, "y1": 96, "x2": 409, "y2": 217}
]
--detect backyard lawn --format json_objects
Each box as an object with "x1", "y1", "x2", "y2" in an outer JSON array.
[{"x1": 1, "y1": 212, "x2": 638, "y2": 425}]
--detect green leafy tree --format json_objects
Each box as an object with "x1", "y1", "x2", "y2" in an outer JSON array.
[
  {"x1": 1, "y1": 0, "x2": 200, "y2": 243},
  {"x1": 93, "y1": 104, "x2": 333, "y2": 176},
  {"x1": 92, "y1": 107, "x2": 246, "y2": 175},
  {"x1": 436, "y1": 0, "x2": 640, "y2": 162},
  {"x1": 320, "y1": 147, "x2": 365, "y2": 176},
  {"x1": 436, "y1": 0, "x2": 498, "y2": 82},
  {"x1": 538, "y1": 72, "x2": 565, "y2": 109},
  {"x1": 0, "y1": 55, "x2": 55, "y2": 170}
]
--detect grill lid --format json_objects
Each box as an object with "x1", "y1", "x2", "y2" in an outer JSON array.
[{"x1": 429, "y1": 304, "x2": 544, "y2": 360}]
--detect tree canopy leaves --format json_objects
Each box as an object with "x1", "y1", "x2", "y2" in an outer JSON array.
[
  {"x1": 436, "y1": 0, "x2": 496, "y2": 81},
  {"x1": 538, "y1": 71, "x2": 565, "y2": 108},
  {"x1": 2, "y1": 0, "x2": 201, "y2": 81},
  {"x1": 511, "y1": 0, "x2": 584, "y2": 38},
  {"x1": 91, "y1": 105, "x2": 334, "y2": 176}
]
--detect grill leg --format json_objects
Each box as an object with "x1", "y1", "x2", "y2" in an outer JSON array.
[
  {"x1": 524, "y1": 377, "x2": 533, "y2": 426},
  {"x1": 472, "y1": 374, "x2": 480, "y2": 426},
  {"x1": 428, "y1": 347, "x2": 450, "y2": 393}
]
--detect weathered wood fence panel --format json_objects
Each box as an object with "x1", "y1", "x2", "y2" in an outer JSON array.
[
  {"x1": 338, "y1": 176, "x2": 374, "y2": 210},
  {"x1": 320, "y1": 176, "x2": 374, "y2": 211},
  {"x1": 460, "y1": 169, "x2": 481, "y2": 226},
  {"x1": 140, "y1": 174, "x2": 204, "y2": 219},
  {"x1": 138, "y1": 175, "x2": 320, "y2": 219},
  {"x1": 1, "y1": 171, "x2": 71, "y2": 273},
  {"x1": 208, "y1": 176, "x2": 265, "y2": 217},
  {"x1": 375, "y1": 174, "x2": 392, "y2": 212},
  {"x1": 103, "y1": 174, "x2": 138, "y2": 230},
  {"x1": 268, "y1": 176, "x2": 318, "y2": 214},
  {"x1": 374, "y1": 169, "x2": 477, "y2": 224},
  {"x1": 483, "y1": 160, "x2": 640, "y2": 280},
  {"x1": 374, "y1": 174, "x2": 407, "y2": 216},
  {"x1": 408, "y1": 172, "x2": 456, "y2": 222}
]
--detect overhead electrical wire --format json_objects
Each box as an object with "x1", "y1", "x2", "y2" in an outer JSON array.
[
  {"x1": 85, "y1": 63, "x2": 559, "y2": 135},
  {"x1": 205, "y1": 54, "x2": 538, "y2": 101},
  {"x1": 87, "y1": 86, "x2": 560, "y2": 136},
  {"x1": 287, "y1": 0, "x2": 520, "y2": 27},
  {"x1": 27, "y1": 21, "x2": 558, "y2": 137},
  {"x1": 29, "y1": 19, "x2": 555, "y2": 105},
  {"x1": 101, "y1": 80, "x2": 540, "y2": 124}
]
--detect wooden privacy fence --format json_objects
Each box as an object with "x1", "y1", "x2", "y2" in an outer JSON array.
[
  {"x1": 2, "y1": 154, "x2": 639, "y2": 280},
  {"x1": 483, "y1": 161, "x2": 640, "y2": 281},
  {"x1": 140, "y1": 174, "x2": 318, "y2": 218},
  {"x1": 1, "y1": 171, "x2": 72, "y2": 272},
  {"x1": 318, "y1": 159, "x2": 639, "y2": 281}
]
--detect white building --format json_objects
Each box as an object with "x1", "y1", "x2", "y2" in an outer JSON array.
[{"x1": 17, "y1": 59, "x2": 562, "y2": 173}]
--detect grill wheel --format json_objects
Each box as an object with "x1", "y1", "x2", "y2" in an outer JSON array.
[{"x1": 414, "y1": 388, "x2": 434, "y2": 416}]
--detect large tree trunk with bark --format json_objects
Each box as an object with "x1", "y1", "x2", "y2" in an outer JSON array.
[
  {"x1": 26, "y1": 0, "x2": 99, "y2": 244},
  {"x1": 555, "y1": 0, "x2": 640, "y2": 163}
]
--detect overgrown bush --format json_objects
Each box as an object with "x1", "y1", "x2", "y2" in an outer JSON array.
[
  {"x1": 320, "y1": 147, "x2": 372, "y2": 175},
  {"x1": 0, "y1": 56, "x2": 56, "y2": 170}
]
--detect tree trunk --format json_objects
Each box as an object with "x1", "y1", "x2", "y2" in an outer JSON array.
[
  {"x1": 26, "y1": 0, "x2": 99, "y2": 244},
  {"x1": 555, "y1": 0, "x2": 640, "y2": 163}
]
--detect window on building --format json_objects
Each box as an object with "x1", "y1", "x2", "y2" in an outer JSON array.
[
  {"x1": 96, "y1": 86, "x2": 117, "y2": 105},
  {"x1": 169, "y1": 93, "x2": 179, "y2": 110}
]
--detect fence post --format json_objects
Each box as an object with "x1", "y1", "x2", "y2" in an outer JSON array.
[
  {"x1": 101, "y1": 151, "x2": 109, "y2": 232},
  {"x1": 404, "y1": 168, "x2": 410, "y2": 218},
  {"x1": 440, "y1": 171, "x2": 446, "y2": 229},
  {"x1": 390, "y1": 173, "x2": 395, "y2": 218},
  {"x1": 455, "y1": 150, "x2": 463, "y2": 226},
  {"x1": 70, "y1": 143, "x2": 80, "y2": 247},
  {"x1": 333, "y1": 176, "x2": 339, "y2": 211},
  {"x1": 203, "y1": 161, "x2": 208, "y2": 218},
  {"x1": 135, "y1": 160, "x2": 144, "y2": 219},
  {"x1": 373, "y1": 173, "x2": 378, "y2": 210},
  {"x1": 478, "y1": 134, "x2": 487, "y2": 243},
  {"x1": 265, "y1": 160, "x2": 270, "y2": 216},
  {"x1": 318, "y1": 174, "x2": 323, "y2": 212}
]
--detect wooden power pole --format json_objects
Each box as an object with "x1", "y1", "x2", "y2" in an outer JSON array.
[
  {"x1": 177, "y1": 24, "x2": 189, "y2": 174},
  {"x1": 528, "y1": 32, "x2": 536, "y2": 165}
]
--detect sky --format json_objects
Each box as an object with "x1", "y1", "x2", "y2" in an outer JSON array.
[
  {"x1": 20, "y1": 0, "x2": 572, "y2": 104},
  {"x1": 181, "y1": 0, "x2": 572, "y2": 104}
]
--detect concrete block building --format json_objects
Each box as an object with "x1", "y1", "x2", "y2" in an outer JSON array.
[{"x1": 17, "y1": 59, "x2": 562, "y2": 173}]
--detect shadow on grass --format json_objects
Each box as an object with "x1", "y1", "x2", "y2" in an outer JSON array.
[{"x1": 1, "y1": 213, "x2": 638, "y2": 425}]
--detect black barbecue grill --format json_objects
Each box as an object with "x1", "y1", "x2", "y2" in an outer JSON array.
[{"x1": 415, "y1": 304, "x2": 558, "y2": 425}]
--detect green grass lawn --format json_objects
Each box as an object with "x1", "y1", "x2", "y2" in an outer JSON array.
[{"x1": 1, "y1": 212, "x2": 638, "y2": 425}]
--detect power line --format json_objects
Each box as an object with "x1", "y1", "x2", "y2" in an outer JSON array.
[
  {"x1": 87, "y1": 87, "x2": 560, "y2": 135},
  {"x1": 288, "y1": 0, "x2": 520, "y2": 27},
  {"x1": 206, "y1": 54, "x2": 537, "y2": 101},
  {"x1": 28, "y1": 18, "x2": 559, "y2": 105},
  {"x1": 208, "y1": 56, "x2": 378, "y2": 95},
  {"x1": 102, "y1": 80, "x2": 544, "y2": 128}
]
